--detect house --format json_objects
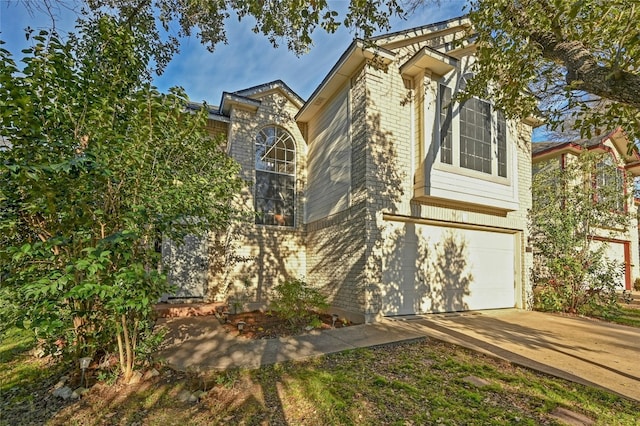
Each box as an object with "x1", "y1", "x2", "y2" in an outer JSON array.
[
  {"x1": 532, "y1": 129, "x2": 640, "y2": 290},
  {"x1": 165, "y1": 17, "x2": 536, "y2": 323}
]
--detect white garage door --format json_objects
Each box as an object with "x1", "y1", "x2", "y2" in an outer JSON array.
[
  {"x1": 380, "y1": 221, "x2": 516, "y2": 315},
  {"x1": 592, "y1": 239, "x2": 628, "y2": 290}
]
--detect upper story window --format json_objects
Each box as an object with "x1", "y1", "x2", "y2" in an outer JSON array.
[
  {"x1": 438, "y1": 79, "x2": 507, "y2": 178},
  {"x1": 595, "y1": 155, "x2": 625, "y2": 212},
  {"x1": 254, "y1": 126, "x2": 296, "y2": 227}
]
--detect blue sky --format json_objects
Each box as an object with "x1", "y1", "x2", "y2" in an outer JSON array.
[{"x1": 0, "y1": 1, "x2": 467, "y2": 105}]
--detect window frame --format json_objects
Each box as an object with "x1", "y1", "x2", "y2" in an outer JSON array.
[
  {"x1": 594, "y1": 154, "x2": 627, "y2": 213},
  {"x1": 436, "y1": 81, "x2": 509, "y2": 182},
  {"x1": 254, "y1": 126, "x2": 297, "y2": 227}
]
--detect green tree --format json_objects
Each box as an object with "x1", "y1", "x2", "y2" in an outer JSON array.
[
  {"x1": 467, "y1": 0, "x2": 640, "y2": 141},
  {"x1": 24, "y1": 0, "x2": 408, "y2": 72},
  {"x1": 530, "y1": 150, "x2": 630, "y2": 316},
  {"x1": 0, "y1": 16, "x2": 242, "y2": 380}
]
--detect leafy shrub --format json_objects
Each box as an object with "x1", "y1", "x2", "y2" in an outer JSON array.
[
  {"x1": 533, "y1": 258, "x2": 622, "y2": 318},
  {"x1": 269, "y1": 278, "x2": 328, "y2": 327},
  {"x1": 530, "y1": 151, "x2": 629, "y2": 317},
  {"x1": 634, "y1": 278, "x2": 640, "y2": 292}
]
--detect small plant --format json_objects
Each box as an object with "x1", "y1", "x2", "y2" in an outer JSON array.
[
  {"x1": 97, "y1": 367, "x2": 120, "y2": 385},
  {"x1": 229, "y1": 278, "x2": 251, "y2": 314},
  {"x1": 269, "y1": 278, "x2": 328, "y2": 328},
  {"x1": 634, "y1": 278, "x2": 640, "y2": 292},
  {"x1": 136, "y1": 326, "x2": 168, "y2": 366},
  {"x1": 214, "y1": 370, "x2": 239, "y2": 389},
  {"x1": 230, "y1": 298, "x2": 243, "y2": 314},
  {"x1": 308, "y1": 317, "x2": 323, "y2": 329}
]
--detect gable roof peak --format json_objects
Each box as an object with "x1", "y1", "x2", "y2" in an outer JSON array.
[{"x1": 231, "y1": 80, "x2": 305, "y2": 108}]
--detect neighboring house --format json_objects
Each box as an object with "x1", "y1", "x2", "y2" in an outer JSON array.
[
  {"x1": 531, "y1": 128, "x2": 640, "y2": 290},
  {"x1": 166, "y1": 17, "x2": 536, "y2": 323}
]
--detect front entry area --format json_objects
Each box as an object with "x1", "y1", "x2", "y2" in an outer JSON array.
[{"x1": 380, "y1": 220, "x2": 517, "y2": 316}]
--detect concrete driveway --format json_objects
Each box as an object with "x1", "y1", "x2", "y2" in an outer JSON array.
[
  {"x1": 389, "y1": 309, "x2": 640, "y2": 402},
  {"x1": 156, "y1": 308, "x2": 640, "y2": 402}
]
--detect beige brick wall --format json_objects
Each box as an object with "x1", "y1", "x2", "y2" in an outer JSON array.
[
  {"x1": 306, "y1": 207, "x2": 367, "y2": 323},
  {"x1": 355, "y1": 48, "x2": 533, "y2": 319},
  {"x1": 208, "y1": 91, "x2": 308, "y2": 308},
  {"x1": 205, "y1": 119, "x2": 228, "y2": 139},
  {"x1": 211, "y1": 39, "x2": 533, "y2": 321},
  {"x1": 305, "y1": 66, "x2": 370, "y2": 323},
  {"x1": 305, "y1": 44, "x2": 534, "y2": 321}
]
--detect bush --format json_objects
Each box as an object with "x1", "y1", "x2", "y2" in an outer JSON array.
[
  {"x1": 532, "y1": 258, "x2": 622, "y2": 318},
  {"x1": 634, "y1": 278, "x2": 640, "y2": 292},
  {"x1": 269, "y1": 278, "x2": 329, "y2": 327}
]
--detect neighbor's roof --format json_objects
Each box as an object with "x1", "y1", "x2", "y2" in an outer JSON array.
[
  {"x1": 532, "y1": 128, "x2": 640, "y2": 176},
  {"x1": 532, "y1": 135, "x2": 607, "y2": 156}
]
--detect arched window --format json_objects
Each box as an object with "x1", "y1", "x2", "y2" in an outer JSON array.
[{"x1": 254, "y1": 126, "x2": 296, "y2": 226}]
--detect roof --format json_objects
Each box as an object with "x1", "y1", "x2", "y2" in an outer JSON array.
[
  {"x1": 296, "y1": 16, "x2": 473, "y2": 123},
  {"x1": 531, "y1": 135, "x2": 607, "y2": 156},
  {"x1": 371, "y1": 16, "x2": 470, "y2": 48},
  {"x1": 186, "y1": 101, "x2": 230, "y2": 123},
  {"x1": 296, "y1": 39, "x2": 395, "y2": 122},
  {"x1": 231, "y1": 80, "x2": 304, "y2": 108},
  {"x1": 214, "y1": 80, "x2": 305, "y2": 117},
  {"x1": 532, "y1": 128, "x2": 640, "y2": 176}
]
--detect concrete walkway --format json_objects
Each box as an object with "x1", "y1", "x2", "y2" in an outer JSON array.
[{"x1": 155, "y1": 309, "x2": 640, "y2": 402}]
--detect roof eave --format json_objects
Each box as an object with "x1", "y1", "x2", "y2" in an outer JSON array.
[
  {"x1": 399, "y1": 46, "x2": 458, "y2": 78},
  {"x1": 185, "y1": 102, "x2": 230, "y2": 123},
  {"x1": 220, "y1": 92, "x2": 261, "y2": 116},
  {"x1": 372, "y1": 16, "x2": 471, "y2": 50},
  {"x1": 233, "y1": 80, "x2": 305, "y2": 109},
  {"x1": 296, "y1": 40, "x2": 395, "y2": 123}
]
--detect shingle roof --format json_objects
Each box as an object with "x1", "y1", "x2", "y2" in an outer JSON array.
[{"x1": 532, "y1": 134, "x2": 608, "y2": 156}]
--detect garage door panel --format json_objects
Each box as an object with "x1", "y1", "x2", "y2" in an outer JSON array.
[{"x1": 381, "y1": 222, "x2": 515, "y2": 315}]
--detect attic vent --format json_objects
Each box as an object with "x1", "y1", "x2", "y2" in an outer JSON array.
[{"x1": 314, "y1": 97, "x2": 326, "y2": 106}]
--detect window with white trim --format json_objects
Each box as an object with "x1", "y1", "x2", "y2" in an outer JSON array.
[
  {"x1": 438, "y1": 80, "x2": 507, "y2": 178},
  {"x1": 595, "y1": 155, "x2": 625, "y2": 212},
  {"x1": 254, "y1": 126, "x2": 296, "y2": 226}
]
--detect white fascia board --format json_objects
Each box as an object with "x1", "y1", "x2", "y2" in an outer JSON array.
[
  {"x1": 400, "y1": 46, "x2": 458, "y2": 78},
  {"x1": 220, "y1": 92, "x2": 261, "y2": 116},
  {"x1": 296, "y1": 40, "x2": 395, "y2": 123}
]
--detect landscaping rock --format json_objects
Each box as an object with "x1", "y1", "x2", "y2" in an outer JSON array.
[
  {"x1": 462, "y1": 375, "x2": 492, "y2": 388},
  {"x1": 177, "y1": 390, "x2": 192, "y2": 402},
  {"x1": 53, "y1": 375, "x2": 69, "y2": 390},
  {"x1": 52, "y1": 386, "x2": 73, "y2": 400},
  {"x1": 143, "y1": 368, "x2": 160, "y2": 380},
  {"x1": 549, "y1": 407, "x2": 594, "y2": 426}
]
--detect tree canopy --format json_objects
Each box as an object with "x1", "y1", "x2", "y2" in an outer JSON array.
[
  {"x1": 0, "y1": 15, "x2": 242, "y2": 380},
  {"x1": 25, "y1": 0, "x2": 409, "y2": 72},
  {"x1": 467, "y1": 0, "x2": 640, "y2": 141}
]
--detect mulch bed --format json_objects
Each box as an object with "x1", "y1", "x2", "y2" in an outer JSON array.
[{"x1": 221, "y1": 310, "x2": 351, "y2": 339}]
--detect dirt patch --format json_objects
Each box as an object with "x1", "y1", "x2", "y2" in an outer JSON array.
[{"x1": 221, "y1": 310, "x2": 351, "y2": 339}]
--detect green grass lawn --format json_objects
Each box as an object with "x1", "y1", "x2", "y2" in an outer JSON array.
[
  {"x1": 2, "y1": 327, "x2": 639, "y2": 425},
  {"x1": 608, "y1": 306, "x2": 640, "y2": 327}
]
